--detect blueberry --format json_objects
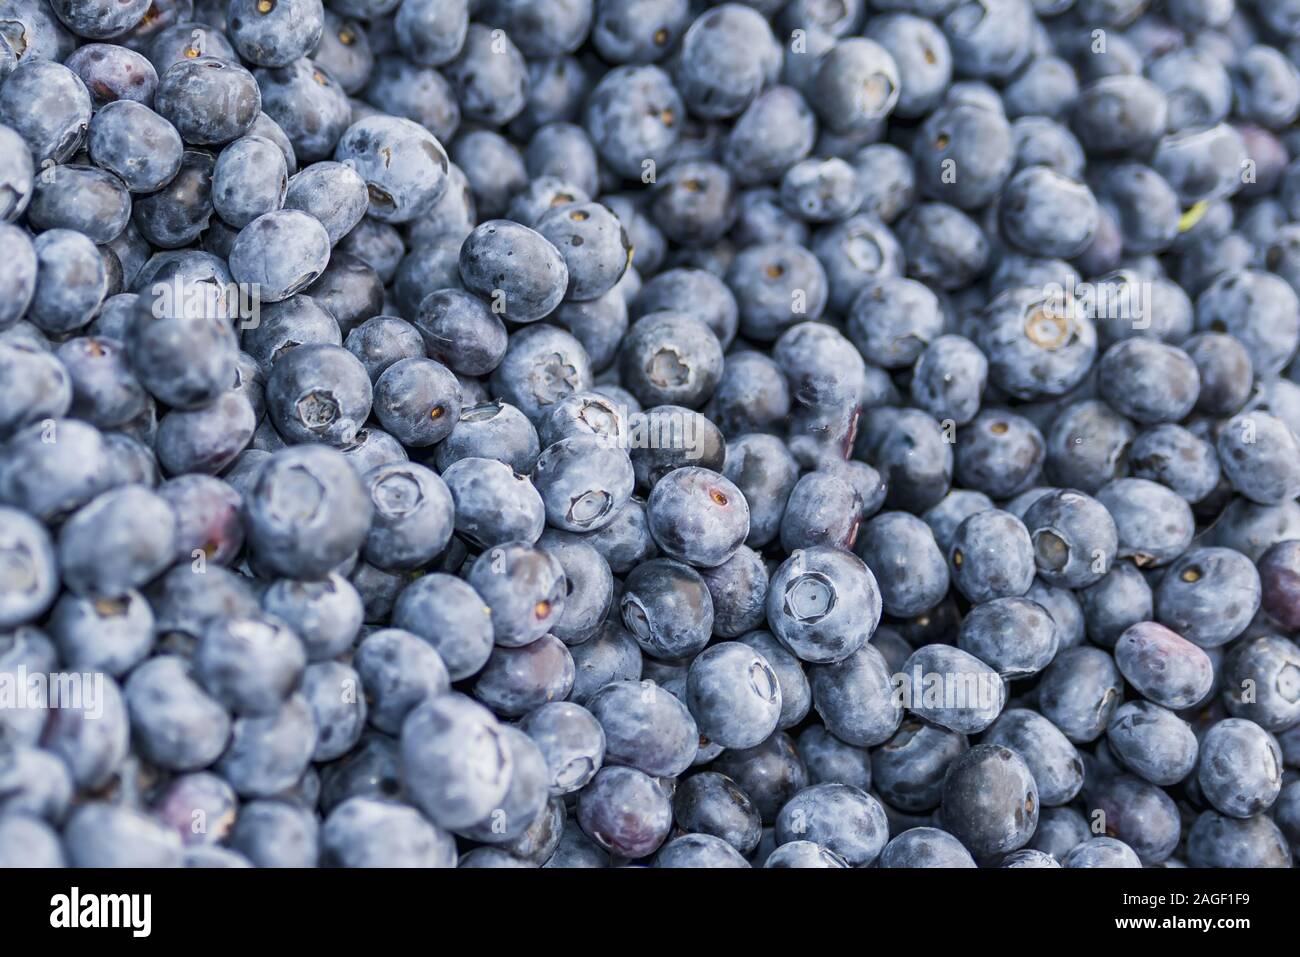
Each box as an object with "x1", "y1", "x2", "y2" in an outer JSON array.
[
  {"x1": 953, "y1": 409, "x2": 1045, "y2": 500},
  {"x1": 217, "y1": 692, "x2": 319, "y2": 798},
  {"x1": 352, "y1": 629, "x2": 447, "y2": 738},
  {"x1": 302, "y1": 660, "x2": 367, "y2": 761},
  {"x1": 399, "y1": 693, "x2": 512, "y2": 830},
  {"x1": 391, "y1": 574, "x2": 493, "y2": 681},
  {"x1": 532, "y1": 435, "x2": 636, "y2": 534},
  {"x1": 684, "y1": 641, "x2": 782, "y2": 749},
  {"x1": 442, "y1": 22, "x2": 527, "y2": 125},
  {"x1": 567, "y1": 623, "x2": 642, "y2": 708},
  {"x1": 671, "y1": 771, "x2": 761, "y2": 855},
  {"x1": 940, "y1": 743, "x2": 1038, "y2": 860},
  {"x1": 958, "y1": 597, "x2": 1058, "y2": 679},
  {"x1": 576, "y1": 765, "x2": 672, "y2": 859},
  {"x1": 265, "y1": 343, "x2": 371, "y2": 446},
  {"x1": 241, "y1": 443, "x2": 372, "y2": 578},
  {"x1": 227, "y1": 0, "x2": 323, "y2": 67},
  {"x1": 1021, "y1": 488, "x2": 1117, "y2": 589},
  {"x1": 948, "y1": 509, "x2": 1034, "y2": 604},
  {"x1": 620, "y1": 557, "x2": 714, "y2": 660},
  {"x1": 1127, "y1": 424, "x2": 1221, "y2": 505},
  {"x1": 516, "y1": 701, "x2": 602, "y2": 796},
  {"x1": 1096, "y1": 478, "x2": 1195, "y2": 568},
  {"x1": 795, "y1": 723, "x2": 871, "y2": 792},
  {"x1": 390, "y1": 0, "x2": 465, "y2": 66},
  {"x1": 229, "y1": 209, "x2": 331, "y2": 302},
  {"x1": 1106, "y1": 700, "x2": 1198, "y2": 787},
  {"x1": 1221, "y1": 634, "x2": 1300, "y2": 733},
  {"x1": 63, "y1": 803, "x2": 182, "y2": 868},
  {"x1": 332, "y1": 114, "x2": 449, "y2": 224},
  {"x1": 255, "y1": 58, "x2": 351, "y2": 164},
  {"x1": 441, "y1": 456, "x2": 545, "y2": 548},
  {"x1": 0, "y1": 60, "x2": 91, "y2": 165},
  {"x1": 873, "y1": 719, "x2": 968, "y2": 813},
  {"x1": 124, "y1": 654, "x2": 231, "y2": 770},
  {"x1": 767, "y1": 546, "x2": 880, "y2": 664},
  {"x1": 1061, "y1": 836, "x2": 1142, "y2": 868},
  {"x1": 322, "y1": 796, "x2": 456, "y2": 868},
  {"x1": 212, "y1": 134, "x2": 288, "y2": 228},
  {"x1": 675, "y1": 4, "x2": 780, "y2": 121},
  {"x1": 0, "y1": 508, "x2": 58, "y2": 629},
  {"x1": 618, "y1": 311, "x2": 724, "y2": 410},
  {"x1": 50, "y1": 589, "x2": 154, "y2": 677},
  {"x1": 1038, "y1": 646, "x2": 1123, "y2": 743},
  {"x1": 1186, "y1": 810, "x2": 1293, "y2": 868},
  {"x1": 64, "y1": 42, "x2": 158, "y2": 108},
  {"x1": 435, "y1": 400, "x2": 539, "y2": 474},
  {"x1": 725, "y1": 241, "x2": 828, "y2": 342},
  {"x1": 1044, "y1": 399, "x2": 1135, "y2": 494},
  {"x1": 655, "y1": 832, "x2": 750, "y2": 867},
  {"x1": 156, "y1": 56, "x2": 260, "y2": 146},
  {"x1": 763, "y1": 840, "x2": 849, "y2": 868},
  {"x1": 775, "y1": 783, "x2": 888, "y2": 867},
  {"x1": 412, "y1": 289, "x2": 508, "y2": 378},
  {"x1": 473, "y1": 634, "x2": 575, "y2": 718},
  {"x1": 132, "y1": 149, "x2": 217, "y2": 248},
  {"x1": 879, "y1": 827, "x2": 977, "y2": 868},
  {"x1": 534, "y1": 532, "x2": 614, "y2": 645}
]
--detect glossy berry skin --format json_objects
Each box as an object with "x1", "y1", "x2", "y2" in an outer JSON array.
[
  {"x1": 467, "y1": 541, "x2": 566, "y2": 648},
  {"x1": 1155, "y1": 547, "x2": 1260, "y2": 649},
  {"x1": 241, "y1": 443, "x2": 373, "y2": 579},
  {"x1": 399, "y1": 693, "x2": 512, "y2": 830},
  {"x1": 391, "y1": 574, "x2": 494, "y2": 681},
  {"x1": 1196, "y1": 718, "x2": 1283, "y2": 819},
  {"x1": 766, "y1": 546, "x2": 881, "y2": 665},
  {"x1": 1222, "y1": 635, "x2": 1300, "y2": 732},
  {"x1": 1037, "y1": 646, "x2": 1124, "y2": 744},
  {"x1": 620, "y1": 558, "x2": 714, "y2": 661},
  {"x1": 940, "y1": 744, "x2": 1038, "y2": 860},
  {"x1": 809, "y1": 641, "x2": 902, "y2": 746},
  {"x1": 1021, "y1": 488, "x2": 1117, "y2": 589},
  {"x1": 576, "y1": 765, "x2": 673, "y2": 859},
  {"x1": 856, "y1": 512, "x2": 948, "y2": 619},
  {"x1": 685, "y1": 641, "x2": 782, "y2": 750},
  {"x1": 353, "y1": 628, "x2": 449, "y2": 735},
  {"x1": 774, "y1": 783, "x2": 888, "y2": 867},
  {"x1": 587, "y1": 678, "x2": 697, "y2": 778},
  {"x1": 1106, "y1": 701, "x2": 1198, "y2": 787},
  {"x1": 1114, "y1": 621, "x2": 1214, "y2": 710},
  {"x1": 948, "y1": 509, "x2": 1034, "y2": 604}
]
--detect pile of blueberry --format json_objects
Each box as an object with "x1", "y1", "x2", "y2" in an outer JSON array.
[{"x1": 2, "y1": 0, "x2": 1300, "y2": 870}]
